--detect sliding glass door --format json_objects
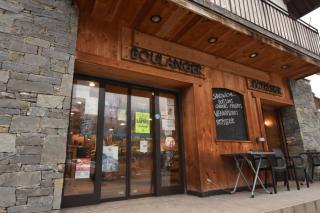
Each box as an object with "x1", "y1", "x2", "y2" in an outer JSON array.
[
  {"x1": 101, "y1": 85, "x2": 128, "y2": 199},
  {"x1": 62, "y1": 75, "x2": 184, "y2": 207}
]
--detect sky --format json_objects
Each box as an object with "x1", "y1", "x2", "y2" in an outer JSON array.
[{"x1": 301, "y1": 8, "x2": 320, "y2": 98}]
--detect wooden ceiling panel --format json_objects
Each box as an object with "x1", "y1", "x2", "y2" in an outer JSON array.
[
  {"x1": 90, "y1": 0, "x2": 121, "y2": 21},
  {"x1": 137, "y1": 0, "x2": 178, "y2": 35},
  {"x1": 75, "y1": 0, "x2": 320, "y2": 79},
  {"x1": 195, "y1": 22, "x2": 232, "y2": 51},
  {"x1": 116, "y1": 0, "x2": 149, "y2": 26},
  {"x1": 176, "y1": 18, "x2": 212, "y2": 45},
  {"x1": 156, "y1": 9, "x2": 198, "y2": 41},
  {"x1": 208, "y1": 31, "x2": 253, "y2": 57}
]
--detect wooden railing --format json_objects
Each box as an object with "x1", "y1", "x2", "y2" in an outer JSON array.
[{"x1": 190, "y1": 0, "x2": 320, "y2": 55}]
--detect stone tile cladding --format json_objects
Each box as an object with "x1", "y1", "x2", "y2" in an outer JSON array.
[
  {"x1": 0, "y1": 0, "x2": 78, "y2": 212},
  {"x1": 281, "y1": 79, "x2": 320, "y2": 178}
]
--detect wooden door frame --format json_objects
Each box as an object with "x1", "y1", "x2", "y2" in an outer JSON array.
[{"x1": 259, "y1": 101, "x2": 289, "y2": 155}]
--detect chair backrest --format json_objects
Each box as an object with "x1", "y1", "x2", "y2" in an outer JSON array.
[
  {"x1": 273, "y1": 148, "x2": 286, "y2": 167},
  {"x1": 311, "y1": 152, "x2": 320, "y2": 165}
]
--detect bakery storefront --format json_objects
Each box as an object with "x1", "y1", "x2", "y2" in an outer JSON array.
[{"x1": 61, "y1": 0, "x2": 319, "y2": 208}]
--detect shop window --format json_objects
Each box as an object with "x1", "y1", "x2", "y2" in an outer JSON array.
[
  {"x1": 63, "y1": 79, "x2": 99, "y2": 196},
  {"x1": 212, "y1": 88, "x2": 248, "y2": 141}
]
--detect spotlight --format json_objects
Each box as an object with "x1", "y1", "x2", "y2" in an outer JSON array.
[
  {"x1": 208, "y1": 37, "x2": 217, "y2": 44},
  {"x1": 249, "y1": 52, "x2": 258, "y2": 58},
  {"x1": 150, "y1": 15, "x2": 161, "y2": 23},
  {"x1": 281, "y1": 65, "x2": 289, "y2": 69}
]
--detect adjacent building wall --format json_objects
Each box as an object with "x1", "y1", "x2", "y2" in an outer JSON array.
[
  {"x1": 282, "y1": 79, "x2": 320, "y2": 155},
  {"x1": 0, "y1": 1, "x2": 78, "y2": 212}
]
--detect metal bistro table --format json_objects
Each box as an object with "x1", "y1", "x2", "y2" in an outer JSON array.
[{"x1": 222, "y1": 151, "x2": 275, "y2": 198}]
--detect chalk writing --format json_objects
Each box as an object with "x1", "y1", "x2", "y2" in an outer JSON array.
[{"x1": 212, "y1": 89, "x2": 248, "y2": 141}]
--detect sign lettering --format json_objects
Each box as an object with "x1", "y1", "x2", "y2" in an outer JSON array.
[
  {"x1": 248, "y1": 79, "x2": 282, "y2": 96},
  {"x1": 130, "y1": 47, "x2": 204, "y2": 78}
]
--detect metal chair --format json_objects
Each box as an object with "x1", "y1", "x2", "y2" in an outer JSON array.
[
  {"x1": 310, "y1": 152, "x2": 320, "y2": 180},
  {"x1": 290, "y1": 154, "x2": 310, "y2": 189},
  {"x1": 271, "y1": 149, "x2": 290, "y2": 194}
]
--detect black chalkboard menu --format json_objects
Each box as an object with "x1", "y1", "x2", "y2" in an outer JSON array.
[{"x1": 212, "y1": 88, "x2": 248, "y2": 141}]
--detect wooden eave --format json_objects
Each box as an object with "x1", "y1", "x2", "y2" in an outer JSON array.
[{"x1": 74, "y1": 0, "x2": 320, "y2": 80}]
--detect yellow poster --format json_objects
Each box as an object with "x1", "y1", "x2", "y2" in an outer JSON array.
[{"x1": 135, "y1": 112, "x2": 150, "y2": 133}]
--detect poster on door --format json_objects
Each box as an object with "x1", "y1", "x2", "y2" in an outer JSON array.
[
  {"x1": 84, "y1": 97, "x2": 98, "y2": 115},
  {"x1": 135, "y1": 112, "x2": 150, "y2": 134},
  {"x1": 102, "y1": 146, "x2": 119, "y2": 172},
  {"x1": 160, "y1": 98, "x2": 168, "y2": 119},
  {"x1": 140, "y1": 140, "x2": 148, "y2": 153},
  {"x1": 161, "y1": 119, "x2": 175, "y2": 131},
  {"x1": 117, "y1": 109, "x2": 126, "y2": 121},
  {"x1": 75, "y1": 158, "x2": 91, "y2": 179}
]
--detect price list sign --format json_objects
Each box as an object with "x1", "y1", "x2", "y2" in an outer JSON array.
[{"x1": 212, "y1": 89, "x2": 248, "y2": 141}]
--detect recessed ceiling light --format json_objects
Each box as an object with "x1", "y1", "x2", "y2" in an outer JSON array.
[
  {"x1": 77, "y1": 101, "x2": 82, "y2": 105},
  {"x1": 281, "y1": 65, "x2": 290, "y2": 69},
  {"x1": 89, "y1": 82, "x2": 95, "y2": 87},
  {"x1": 208, "y1": 37, "x2": 217, "y2": 44},
  {"x1": 249, "y1": 52, "x2": 258, "y2": 58},
  {"x1": 109, "y1": 128, "x2": 114, "y2": 131},
  {"x1": 120, "y1": 122, "x2": 126, "y2": 126},
  {"x1": 150, "y1": 15, "x2": 161, "y2": 23},
  {"x1": 70, "y1": 112, "x2": 75, "y2": 115}
]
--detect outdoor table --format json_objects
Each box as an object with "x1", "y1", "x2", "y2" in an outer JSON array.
[{"x1": 221, "y1": 151, "x2": 275, "y2": 198}]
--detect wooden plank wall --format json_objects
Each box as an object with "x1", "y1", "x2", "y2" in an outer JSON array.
[{"x1": 75, "y1": 16, "x2": 294, "y2": 193}]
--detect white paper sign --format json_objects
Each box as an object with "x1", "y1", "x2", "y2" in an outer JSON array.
[
  {"x1": 75, "y1": 158, "x2": 91, "y2": 179},
  {"x1": 140, "y1": 140, "x2": 148, "y2": 153},
  {"x1": 167, "y1": 105, "x2": 175, "y2": 120},
  {"x1": 160, "y1": 98, "x2": 168, "y2": 118},
  {"x1": 117, "y1": 109, "x2": 126, "y2": 121},
  {"x1": 85, "y1": 97, "x2": 98, "y2": 115},
  {"x1": 162, "y1": 119, "x2": 175, "y2": 131}
]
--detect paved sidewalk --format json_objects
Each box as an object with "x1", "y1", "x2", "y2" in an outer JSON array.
[{"x1": 62, "y1": 183, "x2": 320, "y2": 213}]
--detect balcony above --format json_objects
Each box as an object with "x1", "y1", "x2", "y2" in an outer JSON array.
[{"x1": 187, "y1": 0, "x2": 320, "y2": 60}]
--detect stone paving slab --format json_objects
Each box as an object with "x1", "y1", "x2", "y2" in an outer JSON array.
[{"x1": 62, "y1": 182, "x2": 320, "y2": 213}]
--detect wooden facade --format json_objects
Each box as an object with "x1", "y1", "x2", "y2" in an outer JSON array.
[{"x1": 73, "y1": 0, "x2": 320, "y2": 194}]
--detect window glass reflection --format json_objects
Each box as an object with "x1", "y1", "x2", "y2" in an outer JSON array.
[
  {"x1": 101, "y1": 85, "x2": 128, "y2": 199},
  {"x1": 159, "y1": 93, "x2": 181, "y2": 187},
  {"x1": 63, "y1": 80, "x2": 99, "y2": 196}
]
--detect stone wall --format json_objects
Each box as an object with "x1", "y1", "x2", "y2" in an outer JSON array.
[
  {"x1": 281, "y1": 79, "x2": 320, "y2": 155},
  {"x1": 0, "y1": 0, "x2": 78, "y2": 212}
]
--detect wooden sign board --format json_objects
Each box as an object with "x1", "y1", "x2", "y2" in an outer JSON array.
[{"x1": 247, "y1": 79, "x2": 283, "y2": 96}]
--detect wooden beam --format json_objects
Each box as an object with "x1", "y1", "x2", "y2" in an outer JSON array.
[{"x1": 132, "y1": 29, "x2": 271, "y2": 81}]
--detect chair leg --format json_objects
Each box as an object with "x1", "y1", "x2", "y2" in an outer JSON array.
[
  {"x1": 293, "y1": 167, "x2": 300, "y2": 190},
  {"x1": 272, "y1": 170, "x2": 277, "y2": 194},
  {"x1": 265, "y1": 170, "x2": 268, "y2": 187},
  {"x1": 312, "y1": 166, "x2": 315, "y2": 181},
  {"x1": 285, "y1": 170, "x2": 290, "y2": 191},
  {"x1": 304, "y1": 169, "x2": 310, "y2": 188}
]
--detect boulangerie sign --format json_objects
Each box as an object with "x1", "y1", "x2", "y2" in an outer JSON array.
[{"x1": 130, "y1": 46, "x2": 204, "y2": 78}]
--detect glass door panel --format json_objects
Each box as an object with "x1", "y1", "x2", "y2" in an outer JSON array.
[
  {"x1": 130, "y1": 89, "x2": 154, "y2": 196},
  {"x1": 101, "y1": 85, "x2": 128, "y2": 199},
  {"x1": 159, "y1": 93, "x2": 181, "y2": 188},
  {"x1": 63, "y1": 79, "x2": 99, "y2": 196}
]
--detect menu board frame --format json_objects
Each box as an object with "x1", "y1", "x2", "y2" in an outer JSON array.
[{"x1": 212, "y1": 88, "x2": 249, "y2": 142}]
